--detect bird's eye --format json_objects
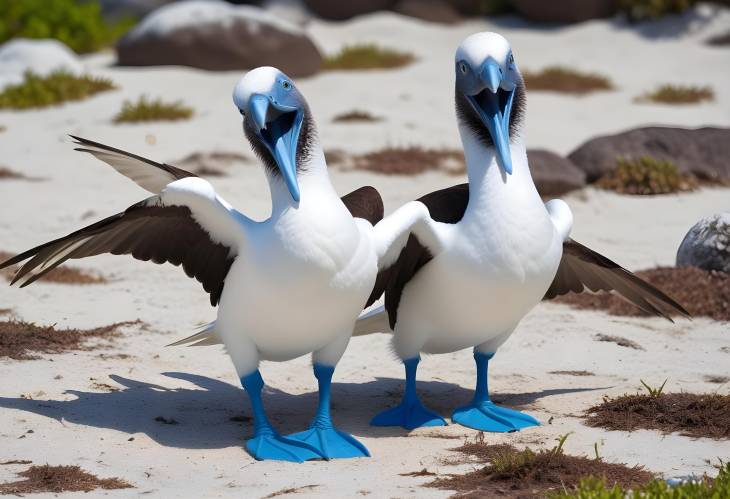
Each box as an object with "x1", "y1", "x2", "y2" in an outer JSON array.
[
  {"x1": 239, "y1": 108, "x2": 245, "y2": 116},
  {"x1": 508, "y1": 53, "x2": 514, "y2": 65},
  {"x1": 459, "y1": 63, "x2": 467, "y2": 74},
  {"x1": 282, "y1": 80, "x2": 291, "y2": 90}
]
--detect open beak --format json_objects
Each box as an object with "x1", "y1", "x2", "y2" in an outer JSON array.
[
  {"x1": 464, "y1": 59, "x2": 515, "y2": 175},
  {"x1": 249, "y1": 93, "x2": 303, "y2": 202}
]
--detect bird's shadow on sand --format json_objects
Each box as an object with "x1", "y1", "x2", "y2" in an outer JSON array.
[{"x1": 0, "y1": 372, "x2": 605, "y2": 450}]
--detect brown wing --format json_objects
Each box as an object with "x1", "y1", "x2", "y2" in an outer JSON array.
[
  {"x1": 340, "y1": 185, "x2": 384, "y2": 226},
  {"x1": 0, "y1": 198, "x2": 235, "y2": 306},
  {"x1": 545, "y1": 239, "x2": 690, "y2": 320},
  {"x1": 340, "y1": 185, "x2": 387, "y2": 308},
  {"x1": 379, "y1": 184, "x2": 470, "y2": 328}
]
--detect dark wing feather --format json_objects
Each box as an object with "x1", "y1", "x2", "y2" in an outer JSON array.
[
  {"x1": 545, "y1": 239, "x2": 690, "y2": 320},
  {"x1": 70, "y1": 135, "x2": 196, "y2": 193},
  {"x1": 380, "y1": 183, "x2": 470, "y2": 328},
  {"x1": 0, "y1": 199, "x2": 234, "y2": 306},
  {"x1": 340, "y1": 185, "x2": 387, "y2": 308}
]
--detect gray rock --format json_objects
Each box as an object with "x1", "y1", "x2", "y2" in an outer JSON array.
[
  {"x1": 676, "y1": 213, "x2": 730, "y2": 273},
  {"x1": 303, "y1": 0, "x2": 395, "y2": 20},
  {"x1": 0, "y1": 39, "x2": 84, "y2": 90},
  {"x1": 528, "y1": 149, "x2": 587, "y2": 196},
  {"x1": 512, "y1": 0, "x2": 617, "y2": 22},
  {"x1": 100, "y1": 0, "x2": 175, "y2": 21},
  {"x1": 392, "y1": 0, "x2": 463, "y2": 24},
  {"x1": 568, "y1": 126, "x2": 730, "y2": 183},
  {"x1": 117, "y1": 0, "x2": 322, "y2": 77}
]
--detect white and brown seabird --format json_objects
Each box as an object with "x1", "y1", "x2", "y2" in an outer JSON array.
[
  {"x1": 0, "y1": 66, "x2": 388, "y2": 462},
  {"x1": 354, "y1": 32, "x2": 689, "y2": 432}
]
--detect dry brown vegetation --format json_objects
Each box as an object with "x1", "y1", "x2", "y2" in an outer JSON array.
[
  {"x1": 332, "y1": 110, "x2": 382, "y2": 123},
  {"x1": 596, "y1": 156, "x2": 697, "y2": 195},
  {"x1": 425, "y1": 437, "x2": 653, "y2": 498},
  {"x1": 0, "y1": 465, "x2": 131, "y2": 494},
  {"x1": 595, "y1": 334, "x2": 643, "y2": 350},
  {"x1": 0, "y1": 167, "x2": 29, "y2": 180},
  {"x1": 585, "y1": 392, "x2": 730, "y2": 440},
  {"x1": 522, "y1": 66, "x2": 613, "y2": 95},
  {"x1": 549, "y1": 370, "x2": 595, "y2": 377},
  {"x1": 556, "y1": 266, "x2": 730, "y2": 321},
  {"x1": 262, "y1": 485, "x2": 321, "y2": 498},
  {"x1": 636, "y1": 84, "x2": 714, "y2": 104},
  {"x1": 328, "y1": 146, "x2": 465, "y2": 175},
  {"x1": 0, "y1": 319, "x2": 140, "y2": 360},
  {"x1": 323, "y1": 44, "x2": 415, "y2": 70},
  {"x1": 0, "y1": 251, "x2": 107, "y2": 285}
]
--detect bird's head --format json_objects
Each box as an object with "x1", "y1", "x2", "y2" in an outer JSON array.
[
  {"x1": 455, "y1": 32, "x2": 525, "y2": 175},
  {"x1": 233, "y1": 66, "x2": 309, "y2": 203}
]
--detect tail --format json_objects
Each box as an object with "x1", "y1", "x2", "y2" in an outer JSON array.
[
  {"x1": 166, "y1": 321, "x2": 222, "y2": 347},
  {"x1": 353, "y1": 305, "x2": 391, "y2": 336}
]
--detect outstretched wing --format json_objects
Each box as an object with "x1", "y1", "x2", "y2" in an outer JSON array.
[
  {"x1": 545, "y1": 239, "x2": 690, "y2": 320},
  {"x1": 70, "y1": 135, "x2": 196, "y2": 193},
  {"x1": 377, "y1": 183, "x2": 470, "y2": 328},
  {"x1": 0, "y1": 176, "x2": 243, "y2": 306}
]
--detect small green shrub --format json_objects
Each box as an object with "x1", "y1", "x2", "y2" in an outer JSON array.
[
  {"x1": 522, "y1": 66, "x2": 613, "y2": 95},
  {"x1": 636, "y1": 84, "x2": 714, "y2": 104},
  {"x1": 596, "y1": 156, "x2": 697, "y2": 195},
  {"x1": 0, "y1": 0, "x2": 135, "y2": 54},
  {"x1": 0, "y1": 70, "x2": 115, "y2": 110},
  {"x1": 552, "y1": 462, "x2": 730, "y2": 499},
  {"x1": 619, "y1": 0, "x2": 696, "y2": 21},
  {"x1": 323, "y1": 44, "x2": 415, "y2": 70},
  {"x1": 113, "y1": 96, "x2": 194, "y2": 123}
]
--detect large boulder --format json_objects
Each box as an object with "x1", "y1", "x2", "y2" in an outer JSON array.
[
  {"x1": 392, "y1": 0, "x2": 463, "y2": 23},
  {"x1": 0, "y1": 39, "x2": 84, "y2": 89},
  {"x1": 568, "y1": 127, "x2": 730, "y2": 183},
  {"x1": 528, "y1": 149, "x2": 587, "y2": 196},
  {"x1": 100, "y1": 0, "x2": 175, "y2": 21},
  {"x1": 303, "y1": 0, "x2": 395, "y2": 20},
  {"x1": 512, "y1": 0, "x2": 617, "y2": 23},
  {"x1": 117, "y1": 0, "x2": 322, "y2": 77},
  {"x1": 677, "y1": 213, "x2": 730, "y2": 273}
]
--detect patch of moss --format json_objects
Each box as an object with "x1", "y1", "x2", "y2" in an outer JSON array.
[
  {"x1": 596, "y1": 156, "x2": 697, "y2": 195},
  {"x1": 552, "y1": 462, "x2": 730, "y2": 499},
  {"x1": 0, "y1": 0, "x2": 135, "y2": 54},
  {"x1": 636, "y1": 84, "x2": 714, "y2": 104},
  {"x1": 522, "y1": 66, "x2": 613, "y2": 95},
  {"x1": 0, "y1": 70, "x2": 115, "y2": 110},
  {"x1": 323, "y1": 44, "x2": 415, "y2": 70},
  {"x1": 113, "y1": 96, "x2": 193, "y2": 123},
  {"x1": 619, "y1": 0, "x2": 696, "y2": 22}
]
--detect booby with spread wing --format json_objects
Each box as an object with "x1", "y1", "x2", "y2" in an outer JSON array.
[
  {"x1": 0, "y1": 67, "x2": 386, "y2": 462},
  {"x1": 356, "y1": 32, "x2": 689, "y2": 432}
]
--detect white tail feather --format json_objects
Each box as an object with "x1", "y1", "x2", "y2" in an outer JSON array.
[
  {"x1": 166, "y1": 321, "x2": 222, "y2": 347},
  {"x1": 353, "y1": 305, "x2": 391, "y2": 336}
]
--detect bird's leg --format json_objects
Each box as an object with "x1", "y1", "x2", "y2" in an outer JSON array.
[
  {"x1": 240, "y1": 370, "x2": 321, "y2": 462},
  {"x1": 370, "y1": 356, "x2": 447, "y2": 429},
  {"x1": 452, "y1": 350, "x2": 540, "y2": 432},
  {"x1": 287, "y1": 364, "x2": 370, "y2": 459}
]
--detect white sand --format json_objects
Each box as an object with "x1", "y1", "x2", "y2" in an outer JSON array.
[{"x1": 0, "y1": 7, "x2": 728, "y2": 498}]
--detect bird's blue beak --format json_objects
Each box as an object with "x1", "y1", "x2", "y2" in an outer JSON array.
[
  {"x1": 249, "y1": 93, "x2": 303, "y2": 202},
  {"x1": 465, "y1": 59, "x2": 515, "y2": 175}
]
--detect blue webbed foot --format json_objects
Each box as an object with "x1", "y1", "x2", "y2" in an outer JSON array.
[
  {"x1": 371, "y1": 399, "x2": 447, "y2": 430},
  {"x1": 288, "y1": 426, "x2": 369, "y2": 459},
  {"x1": 246, "y1": 430, "x2": 322, "y2": 462},
  {"x1": 452, "y1": 400, "x2": 539, "y2": 432}
]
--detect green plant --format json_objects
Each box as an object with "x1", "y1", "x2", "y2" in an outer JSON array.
[
  {"x1": 619, "y1": 0, "x2": 696, "y2": 21},
  {"x1": 323, "y1": 44, "x2": 415, "y2": 70},
  {"x1": 0, "y1": 70, "x2": 115, "y2": 110},
  {"x1": 553, "y1": 432, "x2": 573, "y2": 456},
  {"x1": 596, "y1": 156, "x2": 698, "y2": 195},
  {"x1": 0, "y1": 0, "x2": 136, "y2": 54},
  {"x1": 640, "y1": 379, "x2": 668, "y2": 398},
  {"x1": 113, "y1": 96, "x2": 193, "y2": 123},
  {"x1": 551, "y1": 461, "x2": 730, "y2": 498},
  {"x1": 636, "y1": 84, "x2": 714, "y2": 104},
  {"x1": 522, "y1": 66, "x2": 613, "y2": 95}
]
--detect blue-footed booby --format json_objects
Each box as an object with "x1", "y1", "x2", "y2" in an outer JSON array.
[
  {"x1": 0, "y1": 66, "x2": 387, "y2": 462},
  {"x1": 355, "y1": 32, "x2": 689, "y2": 432}
]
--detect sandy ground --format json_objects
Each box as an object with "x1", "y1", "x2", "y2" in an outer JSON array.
[{"x1": 0, "y1": 6, "x2": 729, "y2": 498}]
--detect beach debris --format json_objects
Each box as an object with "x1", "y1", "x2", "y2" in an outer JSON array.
[{"x1": 0, "y1": 464, "x2": 131, "y2": 494}]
